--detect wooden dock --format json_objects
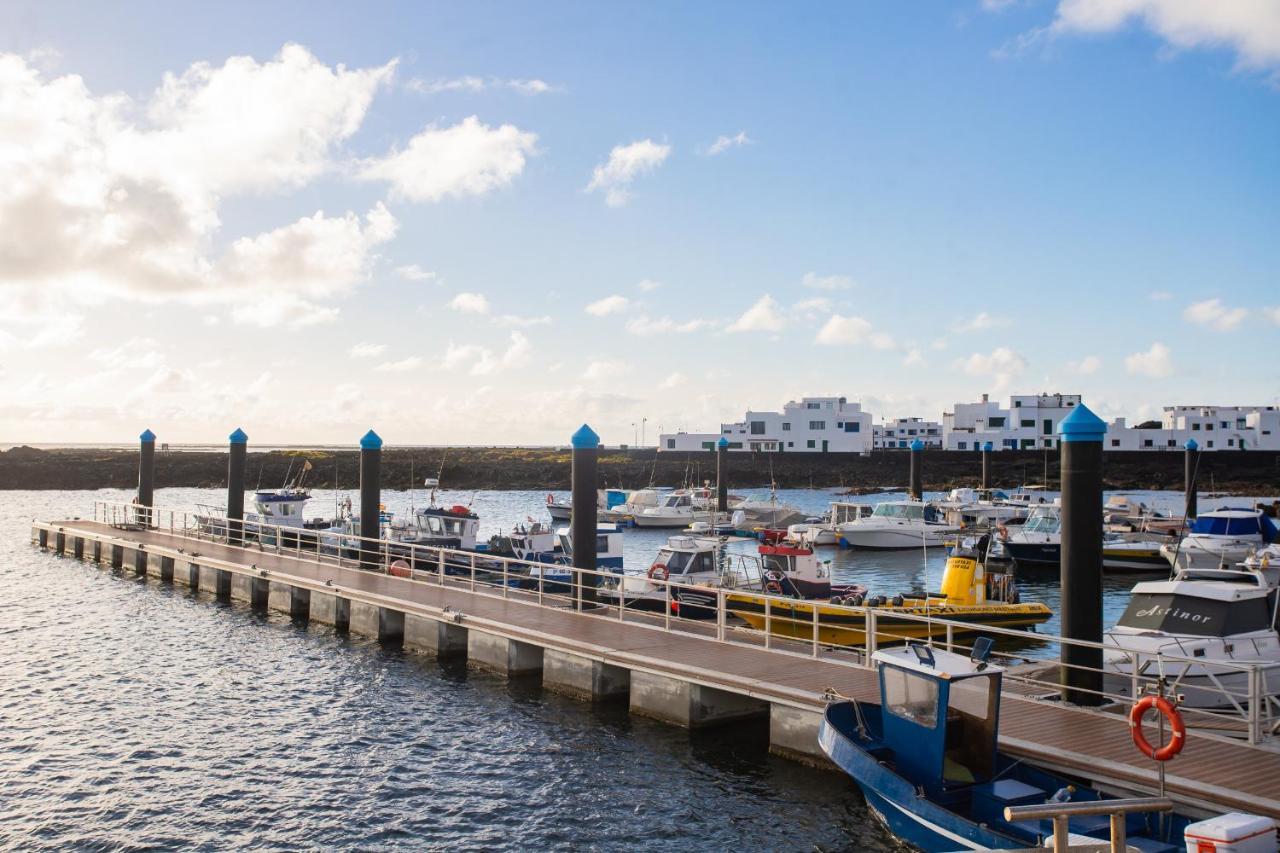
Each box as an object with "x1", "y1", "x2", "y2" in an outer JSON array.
[{"x1": 32, "y1": 517, "x2": 1280, "y2": 822}]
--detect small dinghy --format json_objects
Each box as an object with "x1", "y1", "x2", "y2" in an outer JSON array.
[{"x1": 819, "y1": 640, "x2": 1199, "y2": 851}]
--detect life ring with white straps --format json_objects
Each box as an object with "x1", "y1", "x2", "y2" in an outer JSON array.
[
  {"x1": 647, "y1": 563, "x2": 669, "y2": 582},
  {"x1": 1129, "y1": 695, "x2": 1185, "y2": 761}
]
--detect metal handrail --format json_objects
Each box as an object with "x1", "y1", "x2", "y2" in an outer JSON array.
[
  {"x1": 1005, "y1": 796, "x2": 1174, "y2": 853},
  {"x1": 89, "y1": 499, "x2": 1278, "y2": 743}
]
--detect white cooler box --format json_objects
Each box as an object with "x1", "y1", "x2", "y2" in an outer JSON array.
[{"x1": 1184, "y1": 813, "x2": 1277, "y2": 853}]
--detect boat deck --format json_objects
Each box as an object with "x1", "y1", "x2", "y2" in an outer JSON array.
[{"x1": 41, "y1": 519, "x2": 1280, "y2": 820}]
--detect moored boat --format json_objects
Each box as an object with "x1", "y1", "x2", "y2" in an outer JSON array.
[
  {"x1": 836, "y1": 500, "x2": 959, "y2": 550},
  {"x1": 1160, "y1": 507, "x2": 1279, "y2": 570}
]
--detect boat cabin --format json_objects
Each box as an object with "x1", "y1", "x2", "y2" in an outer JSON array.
[
  {"x1": 656, "y1": 493, "x2": 693, "y2": 510},
  {"x1": 758, "y1": 542, "x2": 834, "y2": 597},
  {"x1": 407, "y1": 505, "x2": 480, "y2": 550},
  {"x1": 871, "y1": 502, "x2": 946, "y2": 524},
  {"x1": 652, "y1": 535, "x2": 719, "y2": 577},
  {"x1": 873, "y1": 642, "x2": 1001, "y2": 797},
  {"x1": 830, "y1": 502, "x2": 873, "y2": 526},
  {"x1": 554, "y1": 524, "x2": 624, "y2": 569},
  {"x1": 1115, "y1": 567, "x2": 1278, "y2": 638},
  {"x1": 251, "y1": 489, "x2": 310, "y2": 527},
  {"x1": 1187, "y1": 509, "x2": 1279, "y2": 542}
]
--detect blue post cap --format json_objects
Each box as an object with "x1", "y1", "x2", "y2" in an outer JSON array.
[
  {"x1": 717, "y1": 436, "x2": 729, "y2": 449},
  {"x1": 909, "y1": 439, "x2": 924, "y2": 451},
  {"x1": 229, "y1": 428, "x2": 248, "y2": 445},
  {"x1": 1184, "y1": 438, "x2": 1199, "y2": 451},
  {"x1": 982, "y1": 441, "x2": 993, "y2": 452},
  {"x1": 571, "y1": 423, "x2": 600, "y2": 450},
  {"x1": 140, "y1": 429, "x2": 156, "y2": 443},
  {"x1": 1056, "y1": 403, "x2": 1106, "y2": 443},
  {"x1": 360, "y1": 429, "x2": 383, "y2": 450}
]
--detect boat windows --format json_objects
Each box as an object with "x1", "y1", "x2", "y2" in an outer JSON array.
[
  {"x1": 944, "y1": 677, "x2": 997, "y2": 782},
  {"x1": 762, "y1": 554, "x2": 795, "y2": 575},
  {"x1": 1189, "y1": 515, "x2": 1261, "y2": 537},
  {"x1": 883, "y1": 667, "x2": 939, "y2": 729},
  {"x1": 659, "y1": 550, "x2": 714, "y2": 575},
  {"x1": 1023, "y1": 509, "x2": 1061, "y2": 534},
  {"x1": 1117, "y1": 593, "x2": 1271, "y2": 637},
  {"x1": 872, "y1": 503, "x2": 925, "y2": 521}
]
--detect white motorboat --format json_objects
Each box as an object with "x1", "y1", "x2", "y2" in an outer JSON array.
[
  {"x1": 729, "y1": 493, "x2": 807, "y2": 532},
  {"x1": 1003, "y1": 503, "x2": 1171, "y2": 572},
  {"x1": 545, "y1": 487, "x2": 631, "y2": 523},
  {"x1": 836, "y1": 500, "x2": 959, "y2": 550},
  {"x1": 390, "y1": 503, "x2": 480, "y2": 551},
  {"x1": 1103, "y1": 564, "x2": 1280, "y2": 709},
  {"x1": 596, "y1": 535, "x2": 752, "y2": 617},
  {"x1": 936, "y1": 487, "x2": 1029, "y2": 528},
  {"x1": 1160, "y1": 507, "x2": 1279, "y2": 570},
  {"x1": 633, "y1": 491, "x2": 725, "y2": 528}
]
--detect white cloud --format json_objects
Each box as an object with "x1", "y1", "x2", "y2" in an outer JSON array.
[
  {"x1": 903, "y1": 348, "x2": 925, "y2": 366},
  {"x1": 801, "y1": 272, "x2": 853, "y2": 291},
  {"x1": 349, "y1": 342, "x2": 387, "y2": 358},
  {"x1": 394, "y1": 264, "x2": 437, "y2": 282},
  {"x1": 495, "y1": 314, "x2": 551, "y2": 327},
  {"x1": 449, "y1": 292, "x2": 490, "y2": 314},
  {"x1": 957, "y1": 347, "x2": 1028, "y2": 389},
  {"x1": 1183, "y1": 298, "x2": 1247, "y2": 331},
  {"x1": 1265, "y1": 306, "x2": 1280, "y2": 326},
  {"x1": 625, "y1": 316, "x2": 712, "y2": 336},
  {"x1": 585, "y1": 294, "x2": 631, "y2": 316},
  {"x1": 814, "y1": 314, "x2": 895, "y2": 349},
  {"x1": 1067, "y1": 355, "x2": 1102, "y2": 375},
  {"x1": 727, "y1": 295, "x2": 786, "y2": 333},
  {"x1": 442, "y1": 331, "x2": 530, "y2": 376},
  {"x1": 957, "y1": 311, "x2": 1008, "y2": 332},
  {"x1": 0, "y1": 45, "x2": 398, "y2": 327},
  {"x1": 375, "y1": 356, "x2": 423, "y2": 372},
  {"x1": 1048, "y1": 0, "x2": 1280, "y2": 74},
  {"x1": 1149, "y1": 290, "x2": 1173, "y2": 301},
  {"x1": 706, "y1": 131, "x2": 752, "y2": 155},
  {"x1": 659, "y1": 371, "x2": 687, "y2": 389},
  {"x1": 88, "y1": 337, "x2": 164, "y2": 369},
  {"x1": 793, "y1": 296, "x2": 833, "y2": 318},
  {"x1": 406, "y1": 76, "x2": 556, "y2": 95},
  {"x1": 360, "y1": 116, "x2": 538, "y2": 203},
  {"x1": 636, "y1": 278, "x2": 662, "y2": 292},
  {"x1": 1125, "y1": 342, "x2": 1173, "y2": 378},
  {"x1": 583, "y1": 359, "x2": 622, "y2": 380},
  {"x1": 586, "y1": 139, "x2": 671, "y2": 207}
]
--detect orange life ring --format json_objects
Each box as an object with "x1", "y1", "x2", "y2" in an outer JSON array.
[
  {"x1": 648, "y1": 563, "x2": 669, "y2": 582},
  {"x1": 1129, "y1": 695, "x2": 1185, "y2": 761},
  {"x1": 765, "y1": 580, "x2": 784, "y2": 595}
]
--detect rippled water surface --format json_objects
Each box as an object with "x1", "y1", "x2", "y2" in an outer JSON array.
[{"x1": 5, "y1": 486, "x2": 1274, "y2": 849}]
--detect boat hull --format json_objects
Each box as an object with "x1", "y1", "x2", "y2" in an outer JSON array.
[{"x1": 837, "y1": 527, "x2": 956, "y2": 550}]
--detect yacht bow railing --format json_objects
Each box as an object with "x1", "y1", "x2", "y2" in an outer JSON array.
[{"x1": 91, "y1": 500, "x2": 1279, "y2": 745}]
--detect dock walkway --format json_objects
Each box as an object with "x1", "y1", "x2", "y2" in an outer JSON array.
[{"x1": 34, "y1": 518, "x2": 1280, "y2": 821}]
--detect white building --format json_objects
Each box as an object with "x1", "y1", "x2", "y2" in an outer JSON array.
[
  {"x1": 873, "y1": 417, "x2": 943, "y2": 449},
  {"x1": 1106, "y1": 406, "x2": 1280, "y2": 451},
  {"x1": 942, "y1": 393, "x2": 1084, "y2": 451},
  {"x1": 660, "y1": 396, "x2": 874, "y2": 453}
]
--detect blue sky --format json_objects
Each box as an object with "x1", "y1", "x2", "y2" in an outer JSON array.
[{"x1": 0, "y1": 1, "x2": 1277, "y2": 445}]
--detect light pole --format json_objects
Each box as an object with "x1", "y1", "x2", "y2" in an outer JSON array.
[{"x1": 642, "y1": 417, "x2": 648, "y2": 447}]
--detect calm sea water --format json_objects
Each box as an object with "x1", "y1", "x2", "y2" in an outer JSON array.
[{"x1": 4, "y1": 487, "x2": 1273, "y2": 849}]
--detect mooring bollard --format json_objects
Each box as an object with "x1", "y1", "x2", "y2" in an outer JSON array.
[
  {"x1": 571, "y1": 424, "x2": 599, "y2": 608},
  {"x1": 716, "y1": 436, "x2": 729, "y2": 513},
  {"x1": 138, "y1": 429, "x2": 156, "y2": 527},
  {"x1": 359, "y1": 429, "x2": 383, "y2": 571},
  {"x1": 1057, "y1": 403, "x2": 1106, "y2": 706},
  {"x1": 227, "y1": 428, "x2": 248, "y2": 546},
  {"x1": 908, "y1": 438, "x2": 924, "y2": 501},
  {"x1": 981, "y1": 441, "x2": 993, "y2": 490},
  {"x1": 1184, "y1": 438, "x2": 1199, "y2": 520}
]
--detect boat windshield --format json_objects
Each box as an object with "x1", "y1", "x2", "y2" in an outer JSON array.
[
  {"x1": 1023, "y1": 509, "x2": 1061, "y2": 534},
  {"x1": 417, "y1": 514, "x2": 446, "y2": 534},
  {"x1": 657, "y1": 549, "x2": 714, "y2": 575},
  {"x1": 661, "y1": 494, "x2": 692, "y2": 509},
  {"x1": 883, "y1": 666, "x2": 938, "y2": 728},
  {"x1": 872, "y1": 503, "x2": 925, "y2": 521},
  {"x1": 762, "y1": 553, "x2": 795, "y2": 575},
  {"x1": 945, "y1": 676, "x2": 997, "y2": 782},
  {"x1": 1189, "y1": 515, "x2": 1261, "y2": 537},
  {"x1": 1117, "y1": 592, "x2": 1272, "y2": 637}
]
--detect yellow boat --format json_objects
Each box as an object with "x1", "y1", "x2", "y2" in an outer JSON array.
[{"x1": 725, "y1": 545, "x2": 1051, "y2": 646}]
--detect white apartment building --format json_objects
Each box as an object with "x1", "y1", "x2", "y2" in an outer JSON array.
[
  {"x1": 942, "y1": 393, "x2": 1084, "y2": 451},
  {"x1": 872, "y1": 417, "x2": 943, "y2": 449},
  {"x1": 1107, "y1": 406, "x2": 1280, "y2": 451},
  {"x1": 660, "y1": 396, "x2": 874, "y2": 453}
]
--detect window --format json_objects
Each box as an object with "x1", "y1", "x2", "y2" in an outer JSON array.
[
  {"x1": 1043, "y1": 419, "x2": 1052, "y2": 435},
  {"x1": 1021, "y1": 439, "x2": 1034, "y2": 449},
  {"x1": 1192, "y1": 423, "x2": 1201, "y2": 431},
  {"x1": 1206, "y1": 423, "x2": 1214, "y2": 431},
  {"x1": 1207, "y1": 441, "x2": 1214, "y2": 448},
  {"x1": 782, "y1": 422, "x2": 791, "y2": 431},
  {"x1": 845, "y1": 422, "x2": 860, "y2": 433},
  {"x1": 809, "y1": 420, "x2": 826, "y2": 430},
  {"x1": 1003, "y1": 439, "x2": 1016, "y2": 448},
  {"x1": 728, "y1": 442, "x2": 743, "y2": 449},
  {"x1": 907, "y1": 429, "x2": 917, "y2": 435},
  {"x1": 958, "y1": 441, "x2": 967, "y2": 450},
  {"x1": 750, "y1": 421, "x2": 766, "y2": 435},
  {"x1": 806, "y1": 402, "x2": 821, "y2": 410},
  {"x1": 883, "y1": 667, "x2": 938, "y2": 728},
  {"x1": 806, "y1": 439, "x2": 815, "y2": 449},
  {"x1": 1111, "y1": 439, "x2": 1120, "y2": 447},
  {"x1": 1021, "y1": 419, "x2": 1035, "y2": 428},
  {"x1": 1167, "y1": 439, "x2": 1177, "y2": 447},
  {"x1": 988, "y1": 417, "x2": 1005, "y2": 428},
  {"x1": 1044, "y1": 439, "x2": 1052, "y2": 447},
  {"x1": 787, "y1": 441, "x2": 794, "y2": 448},
  {"x1": 666, "y1": 439, "x2": 675, "y2": 449},
  {"x1": 1222, "y1": 421, "x2": 1230, "y2": 428},
  {"x1": 1143, "y1": 439, "x2": 1154, "y2": 448},
  {"x1": 1228, "y1": 439, "x2": 1235, "y2": 447},
  {"x1": 1014, "y1": 401, "x2": 1022, "y2": 407}
]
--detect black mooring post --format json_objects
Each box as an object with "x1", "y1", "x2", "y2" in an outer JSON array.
[
  {"x1": 227, "y1": 428, "x2": 248, "y2": 546},
  {"x1": 716, "y1": 436, "x2": 729, "y2": 513},
  {"x1": 359, "y1": 430, "x2": 383, "y2": 571},
  {"x1": 571, "y1": 424, "x2": 600, "y2": 609},
  {"x1": 1184, "y1": 438, "x2": 1199, "y2": 521},
  {"x1": 1057, "y1": 404, "x2": 1106, "y2": 706},
  {"x1": 982, "y1": 441, "x2": 993, "y2": 490},
  {"x1": 908, "y1": 439, "x2": 924, "y2": 501},
  {"x1": 138, "y1": 429, "x2": 156, "y2": 527}
]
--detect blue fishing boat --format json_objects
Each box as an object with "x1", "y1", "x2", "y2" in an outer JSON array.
[{"x1": 819, "y1": 641, "x2": 1196, "y2": 851}]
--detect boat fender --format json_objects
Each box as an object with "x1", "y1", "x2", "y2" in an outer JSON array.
[
  {"x1": 647, "y1": 563, "x2": 669, "y2": 582},
  {"x1": 1129, "y1": 695, "x2": 1185, "y2": 761},
  {"x1": 1008, "y1": 589, "x2": 1019, "y2": 604},
  {"x1": 850, "y1": 593, "x2": 865, "y2": 607},
  {"x1": 891, "y1": 594, "x2": 904, "y2": 607},
  {"x1": 870, "y1": 595, "x2": 886, "y2": 607},
  {"x1": 831, "y1": 596, "x2": 845, "y2": 606}
]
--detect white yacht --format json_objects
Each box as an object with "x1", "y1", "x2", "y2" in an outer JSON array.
[
  {"x1": 1161, "y1": 507, "x2": 1279, "y2": 570},
  {"x1": 835, "y1": 500, "x2": 959, "y2": 550},
  {"x1": 596, "y1": 535, "x2": 750, "y2": 617},
  {"x1": 730, "y1": 496, "x2": 807, "y2": 532},
  {"x1": 1103, "y1": 564, "x2": 1280, "y2": 709},
  {"x1": 936, "y1": 487, "x2": 1027, "y2": 528},
  {"x1": 789, "y1": 502, "x2": 871, "y2": 546},
  {"x1": 545, "y1": 487, "x2": 631, "y2": 523},
  {"x1": 633, "y1": 491, "x2": 725, "y2": 528}
]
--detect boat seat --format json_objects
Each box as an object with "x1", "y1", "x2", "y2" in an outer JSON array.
[{"x1": 972, "y1": 779, "x2": 1046, "y2": 804}]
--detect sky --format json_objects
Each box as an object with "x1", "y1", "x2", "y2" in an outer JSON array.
[{"x1": 0, "y1": 0, "x2": 1277, "y2": 447}]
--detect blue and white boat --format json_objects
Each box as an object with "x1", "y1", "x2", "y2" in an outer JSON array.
[
  {"x1": 504, "y1": 524, "x2": 625, "y2": 591},
  {"x1": 819, "y1": 642, "x2": 1197, "y2": 851}
]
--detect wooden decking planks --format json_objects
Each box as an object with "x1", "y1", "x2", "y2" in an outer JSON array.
[{"x1": 49, "y1": 520, "x2": 1280, "y2": 819}]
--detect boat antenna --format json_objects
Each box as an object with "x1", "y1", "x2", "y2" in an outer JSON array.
[
  {"x1": 1169, "y1": 448, "x2": 1202, "y2": 577},
  {"x1": 255, "y1": 460, "x2": 265, "y2": 491},
  {"x1": 409, "y1": 458, "x2": 415, "y2": 514},
  {"x1": 282, "y1": 457, "x2": 295, "y2": 489}
]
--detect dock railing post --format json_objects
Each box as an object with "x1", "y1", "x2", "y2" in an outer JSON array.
[
  {"x1": 358, "y1": 429, "x2": 382, "y2": 571},
  {"x1": 137, "y1": 429, "x2": 156, "y2": 527},
  {"x1": 908, "y1": 439, "x2": 924, "y2": 501},
  {"x1": 715, "y1": 436, "x2": 729, "y2": 514},
  {"x1": 1184, "y1": 438, "x2": 1199, "y2": 521},
  {"x1": 981, "y1": 441, "x2": 993, "y2": 490},
  {"x1": 1057, "y1": 403, "x2": 1106, "y2": 706},
  {"x1": 811, "y1": 602, "x2": 819, "y2": 658},
  {"x1": 866, "y1": 609, "x2": 878, "y2": 661},
  {"x1": 764, "y1": 595, "x2": 772, "y2": 650},
  {"x1": 570, "y1": 423, "x2": 600, "y2": 612},
  {"x1": 226, "y1": 428, "x2": 247, "y2": 546},
  {"x1": 717, "y1": 588, "x2": 726, "y2": 641}
]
